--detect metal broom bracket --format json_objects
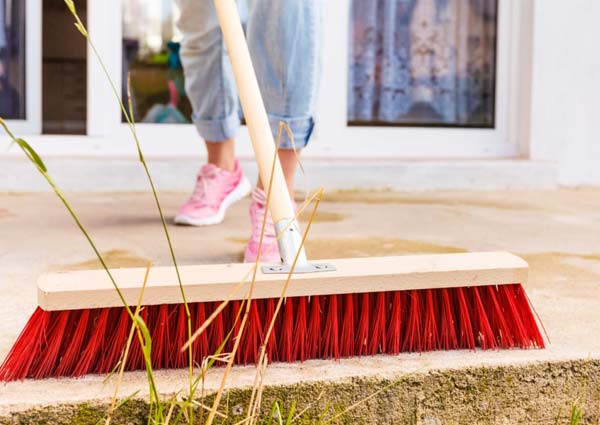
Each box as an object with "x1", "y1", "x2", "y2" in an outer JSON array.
[{"x1": 260, "y1": 218, "x2": 337, "y2": 274}]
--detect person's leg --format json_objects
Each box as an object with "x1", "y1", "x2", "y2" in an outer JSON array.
[
  {"x1": 243, "y1": 0, "x2": 322, "y2": 262},
  {"x1": 176, "y1": 0, "x2": 240, "y2": 150},
  {"x1": 255, "y1": 149, "x2": 299, "y2": 196},
  {"x1": 206, "y1": 139, "x2": 235, "y2": 172},
  {"x1": 247, "y1": 0, "x2": 322, "y2": 194},
  {"x1": 174, "y1": 0, "x2": 251, "y2": 225}
]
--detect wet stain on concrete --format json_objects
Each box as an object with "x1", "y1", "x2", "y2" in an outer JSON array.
[
  {"x1": 227, "y1": 237, "x2": 465, "y2": 259},
  {"x1": 304, "y1": 238, "x2": 466, "y2": 259},
  {"x1": 50, "y1": 249, "x2": 152, "y2": 271},
  {"x1": 228, "y1": 237, "x2": 250, "y2": 246},
  {"x1": 520, "y1": 252, "x2": 600, "y2": 286},
  {"x1": 298, "y1": 209, "x2": 345, "y2": 223},
  {"x1": 318, "y1": 191, "x2": 541, "y2": 211},
  {"x1": 0, "y1": 208, "x2": 14, "y2": 219}
]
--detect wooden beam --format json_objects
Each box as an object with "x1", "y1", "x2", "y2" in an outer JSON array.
[{"x1": 37, "y1": 252, "x2": 528, "y2": 311}]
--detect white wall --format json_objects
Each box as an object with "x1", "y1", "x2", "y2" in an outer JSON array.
[{"x1": 529, "y1": 0, "x2": 600, "y2": 185}]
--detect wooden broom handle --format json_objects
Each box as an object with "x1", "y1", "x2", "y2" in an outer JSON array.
[{"x1": 213, "y1": 0, "x2": 295, "y2": 223}]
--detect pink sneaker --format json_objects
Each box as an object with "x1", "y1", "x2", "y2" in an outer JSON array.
[
  {"x1": 243, "y1": 188, "x2": 281, "y2": 263},
  {"x1": 174, "y1": 160, "x2": 251, "y2": 226}
]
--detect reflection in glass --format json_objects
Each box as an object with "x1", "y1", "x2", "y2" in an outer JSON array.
[
  {"x1": 0, "y1": 0, "x2": 26, "y2": 120},
  {"x1": 349, "y1": 0, "x2": 497, "y2": 127},
  {"x1": 42, "y1": 0, "x2": 87, "y2": 134},
  {"x1": 122, "y1": 0, "x2": 191, "y2": 124}
]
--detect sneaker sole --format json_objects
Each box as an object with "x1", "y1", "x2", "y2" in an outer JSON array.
[{"x1": 174, "y1": 176, "x2": 252, "y2": 226}]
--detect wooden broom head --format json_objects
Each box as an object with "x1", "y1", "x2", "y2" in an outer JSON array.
[{"x1": 37, "y1": 252, "x2": 528, "y2": 311}]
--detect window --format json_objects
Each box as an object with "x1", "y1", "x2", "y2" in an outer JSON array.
[
  {"x1": 42, "y1": 0, "x2": 87, "y2": 134},
  {"x1": 0, "y1": 0, "x2": 26, "y2": 120},
  {"x1": 121, "y1": 0, "x2": 191, "y2": 124},
  {"x1": 84, "y1": 0, "x2": 519, "y2": 159},
  {"x1": 348, "y1": 0, "x2": 497, "y2": 128}
]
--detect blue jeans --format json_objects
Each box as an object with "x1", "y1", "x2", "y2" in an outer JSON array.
[{"x1": 176, "y1": 0, "x2": 322, "y2": 149}]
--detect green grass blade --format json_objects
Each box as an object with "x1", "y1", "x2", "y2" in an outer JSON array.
[
  {"x1": 267, "y1": 402, "x2": 279, "y2": 425},
  {"x1": 115, "y1": 390, "x2": 141, "y2": 410},
  {"x1": 569, "y1": 404, "x2": 583, "y2": 425},
  {"x1": 0, "y1": 118, "x2": 134, "y2": 320},
  {"x1": 15, "y1": 138, "x2": 47, "y2": 172},
  {"x1": 285, "y1": 400, "x2": 296, "y2": 425},
  {"x1": 63, "y1": 2, "x2": 195, "y2": 420}
]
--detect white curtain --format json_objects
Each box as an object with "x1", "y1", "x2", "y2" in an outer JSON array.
[{"x1": 348, "y1": 0, "x2": 497, "y2": 126}]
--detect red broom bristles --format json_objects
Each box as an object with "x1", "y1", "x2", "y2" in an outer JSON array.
[
  {"x1": 56, "y1": 309, "x2": 91, "y2": 375},
  {"x1": 73, "y1": 308, "x2": 110, "y2": 377},
  {"x1": 403, "y1": 290, "x2": 422, "y2": 352},
  {"x1": 207, "y1": 301, "x2": 225, "y2": 357},
  {"x1": 0, "y1": 308, "x2": 49, "y2": 381},
  {"x1": 228, "y1": 300, "x2": 242, "y2": 362},
  {"x1": 339, "y1": 294, "x2": 355, "y2": 357},
  {"x1": 126, "y1": 309, "x2": 147, "y2": 370},
  {"x1": 321, "y1": 295, "x2": 340, "y2": 359},
  {"x1": 355, "y1": 293, "x2": 370, "y2": 356},
  {"x1": 33, "y1": 310, "x2": 69, "y2": 379},
  {"x1": 422, "y1": 289, "x2": 439, "y2": 352},
  {"x1": 369, "y1": 292, "x2": 387, "y2": 355},
  {"x1": 172, "y1": 305, "x2": 188, "y2": 369},
  {"x1": 438, "y1": 288, "x2": 458, "y2": 350},
  {"x1": 193, "y1": 303, "x2": 209, "y2": 362},
  {"x1": 470, "y1": 287, "x2": 497, "y2": 350},
  {"x1": 455, "y1": 287, "x2": 476, "y2": 349},
  {"x1": 0, "y1": 284, "x2": 545, "y2": 381},
  {"x1": 280, "y1": 298, "x2": 295, "y2": 362},
  {"x1": 240, "y1": 301, "x2": 263, "y2": 364},
  {"x1": 150, "y1": 305, "x2": 169, "y2": 368},
  {"x1": 292, "y1": 296, "x2": 307, "y2": 362},
  {"x1": 386, "y1": 291, "x2": 402, "y2": 354},
  {"x1": 512, "y1": 285, "x2": 545, "y2": 345},
  {"x1": 99, "y1": 308, "x2": 129, "y2": 373},
  {"x1": 306, "y1": 295, "x2": 321, "y2": 359},
  {"x1": 264, "y1": 298, "x2": 278, "y2": 362}
]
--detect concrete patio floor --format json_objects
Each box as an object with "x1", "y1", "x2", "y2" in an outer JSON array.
[{"x1": 0, "y1": 189, "x2": 599, "y2": 423}]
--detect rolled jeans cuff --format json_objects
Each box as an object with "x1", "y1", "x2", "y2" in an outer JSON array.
[
  {"x1": 269, "y1": 114, "x2": 314, "y2": 150},
  {"x1": 193, "y1": 112, "x2": 240, "y2": 142}
]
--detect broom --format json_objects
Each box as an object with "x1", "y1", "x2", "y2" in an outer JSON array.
[{"x1": 0, "y1": 0, "x2": 544, "y2": 381}]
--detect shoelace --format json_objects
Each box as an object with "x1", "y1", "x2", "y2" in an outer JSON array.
[{"x1": 190, "y1": 166, "x2": 226, "y2": 208}]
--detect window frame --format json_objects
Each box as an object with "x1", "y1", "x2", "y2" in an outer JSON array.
[
  {"x1": 85, "y1": 0, "x2": 526, "y2": 160},
  {"x1": 3, "y1": 0, "x2": 42, "y2": 135},
  {"x1": 312, "y1": 0, "x2": 520, "y2": 159}
]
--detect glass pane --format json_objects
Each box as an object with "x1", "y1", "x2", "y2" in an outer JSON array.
[
  {"x1": 43, "y1": 0, "x2": 87, "y2": 134},
  {"x1": 348, "y1": 0, "x2": 497, "y2": 128},
  {"x1": 0, "y1": 0, "x2": 26, "y2": 120},
  {"x1": 122, "y1": 0, "x2": 191, "y2": 124}
]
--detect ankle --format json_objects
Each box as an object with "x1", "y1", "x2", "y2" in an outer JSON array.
[
  {"x1": 208, "y1": 158, "x2": 235, "y2": 172},
  {"x1": 205, "y1": 139, "x2": 236, "y2": 172}
]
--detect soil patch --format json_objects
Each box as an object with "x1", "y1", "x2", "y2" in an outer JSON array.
[
  {"x1": 319, "y1": 191, "x2": 542, "y2": 211},
  {"x1": 0, "y1": 209, "x2": 14, "y2": 219},
  {"x1": 50, "y1": 249, "x2": 152, "y2": 271},
  {"x1": 227, "y1": 237, "x2": 466, "y2": 259}
]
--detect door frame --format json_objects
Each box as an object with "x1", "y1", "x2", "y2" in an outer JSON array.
[{"x1": 4, "y1": 0, "x2": 42, "y2": 135}]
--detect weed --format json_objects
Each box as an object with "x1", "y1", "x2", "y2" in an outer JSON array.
[{"x1": 569, "y1": 403, "x2": 583, "y2": 425}]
